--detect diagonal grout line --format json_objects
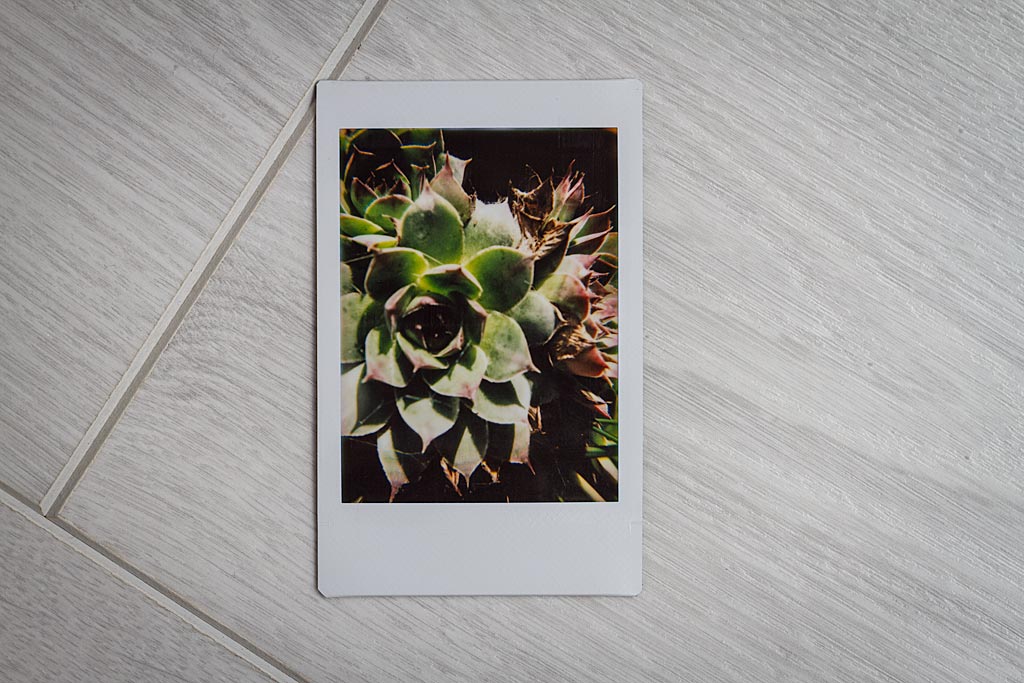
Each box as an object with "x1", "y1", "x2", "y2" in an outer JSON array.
[
  {"x1": 0, "y1": 484, "x2": 308, "y2": 683},
  {"x1": 0, "y1": 477, "x2": 39, "y2": 512},
  {"x1": 41, "y1": 0, "x2": 390, "y2": 517}
]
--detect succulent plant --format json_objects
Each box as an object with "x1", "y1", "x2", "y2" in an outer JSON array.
[{"x1": 340, "y1": 128, "x2": 618, "y2": 502}]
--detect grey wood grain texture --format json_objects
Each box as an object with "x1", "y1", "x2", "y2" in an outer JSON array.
[
  {"x1": 0, "y1": 0, "x2": 362, "y2": 503},
  {"x1": 61, "y1": 0, "x2": 1024, "y2": 681},
  {"x1": 0, "y1": 497, "x2": 272, "y2": 683}
]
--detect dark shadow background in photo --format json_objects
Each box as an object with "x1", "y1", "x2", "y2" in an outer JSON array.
[{"x1": 443, "y1": 128, "x2": 618, "y2": 222}]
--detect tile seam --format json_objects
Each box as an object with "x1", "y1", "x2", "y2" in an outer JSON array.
[
  {"x1": 1, "y1": 483, "x2": 308, "y2": 683},
  {"x1": 40, "y1": 0, "x2": 391, "y2": 516}
]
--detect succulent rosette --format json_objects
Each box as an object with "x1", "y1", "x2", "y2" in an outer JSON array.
[{"x1": 340, "y1": 129, "x2": 618, "y2": 502}]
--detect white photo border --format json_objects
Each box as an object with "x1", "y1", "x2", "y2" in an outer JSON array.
[{"x1": 317, "y1": 80, "x2": 643, "y2": 596}]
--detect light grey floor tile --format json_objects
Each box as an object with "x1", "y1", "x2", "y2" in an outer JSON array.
[
  {"x1": 0, "y1": 495, "x2": 273, "y2": 683},
  {"x1": 0, "y1": 0, "x2": 363, "y2": 502},
  {"x1": 62, "y1": 1, "x2": 1024, "y2": 681}
]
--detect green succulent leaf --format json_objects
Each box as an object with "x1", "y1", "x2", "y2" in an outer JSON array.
[
  {"x1": 537, "y1": 273, "x2": 590, "y2": 321},
  {"x1": 340, "y1": 214, "x2": 385, "y2": 237},
  {"x1": 364, "y1": 248, "x2": 429, "y2": 301},
  {"x1": 438, "y1": 153, "x2": 469, "y2": 185},
  {"x1": 398, "y1": 185, "x2": 463, "y2": 263},
  {"x1": 575, "y1": 473, "x2": 606, "y2": 502},
  {"x1": 363, "y1": 325, "x2": 409, "y2": 387},
  {"x1": 417, "y1": 264, "x2": 482, "y2": 300},
  {"x1": 381, "y1": 163, "x2": 413, "y2": 198},
  {"x1": 430, "y1": 156, "x2": 473, "y2": 222},
  {"x1": 396, "y1": 390, "x2": 460, "y2": 450},
  {"x1": 340, "y1": 262, "x2": 354, "y2": 295},
  {"x1": 359, "y1": 299, "x2": 386, "y2": 354},
  {"x1": 597, "y1": 232, "x2": 618, "y2": 258},
  {"x1": 555, "y1": 253, "x2": 598, "y2": 280},
  {"x1": 402, "y1": 128, "x2": 442, "y2": 146},
  {"x1": 455, "y1": 423, "x2": 489, "y2": 478},
  {"x1": 364, "y1": 195, "x2": 411, "y2": 233},
  {"x1": 552, "y1": 172, "x2": 585, "y2": 222},
  {"x1": 463, "y1": 201, "x2": 521, "y2": 256},
  {"x1": 531, "y1": 226, "x2": 571, "y2": 286},
  {"x1": 568, "y1": 233, "x2": 612, "y2": 255},
  {"x1": 479, "y1": 311, "x2": 535, "y2": 382},
  {"x1": 568, "y1": 209, "x2": 614, "y2": 255},
  {"x1": 569, "y1": 207, "x2": 613, "y2": 242},
  {"x1": 340, "y1": 183, "x2": 350, "y2": 215},
  {"x1": 344, "y1": 130, "x2": 401, "y2": 174},
  {"x1": 376, "y1": 429, "x2": 409, "y2": 492},
  {"x1": 463, "y1": 297, "x2": 488, "y2": 344},
  {"x1": 431, "y1": 410, "x2": 489, "y2": 478},
  {"x1": 463, "y1": 246, "x2": 533, "y2": 312},
  {"x1": 510, "y1": 420, "x2": 531, "y2": 463},
  {"x1": 383, "y1": 284, "x2": 414, "y2": 334},
  {"x1": 593, "y1": 252, "x2": 617, "y2": 276},
  {"x1": 484, "y1": 421, "x2": 531, "y2": 467},
  {"x1": 507, "y1": 291, "x2": 558, "y2": 345},
  {"x1": 396, "y1": 333, "x2": 448, "y2": 371},
  {"x1": 341, "y1": 293, "x2": 375, "y2": 363},
  {"x1": 341, "y1": 238, "x2": 371, "y2": 295},
  {"x1": 400, "y1": 142, "x2": 438, "y2": 171},
  {"x1": 562, "y1": 344, "x2": 610, "y2": 378},
  {"x1": 349, "y1": 178, "x2": 379, "y2": 216},
  {"x1": 470, "y1": 375, "x2": 530, "y2": 425},
  {"x1": 341, "y1": 364, "x2": 394, "y2": 437},
  {"x1": 587, "y1": 442, "x2": 616, "y2": 458},
  {"x1": 350, "y1": 234, "x2": 397, "y2": 250},
  {"x1": 425, "y1": 345, "x2": 488, "y2": 399},
  {"x1": 377, "y1": 419, "x2": 431, "y2": 493},
  {"x1": 340, "y1": 234, "x2": 365, "y2": 261},
  {"x1": 340, "y1": 130, "x2": 353, "y2": 157}
]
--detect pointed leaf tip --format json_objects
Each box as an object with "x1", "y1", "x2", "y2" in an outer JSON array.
[
  {"x1": 562, "y1": 345, "x2": 610, "y2": 378},
  {"x1": 364, "y1": 195, "x2": 412, "y2": 232},
  {"x1": 537, "y1": 273, "x2": 590, "y2": 321},
  {"x1": 396, "y1": 333, "x2": 447, "y2": 371},
  {"x1": 341, "y1": 364, "x2": 394, "y2": 437},
  {"x1": 364, "y1": 248, "x2": 429, "y2": 301},
  {"x1": 479, "y1": 311, "x2": 534, "y2": 382},
  {"x1": 417, "y1": 263, "x2": 483, "y2": 300},
  {"x1": 363, "y1": 326, "x2": 409, "y2": 387},
  {"x1": 463, "y1": 201, "x2": 522, "y2": 256},
  {"x1": 470, "y1": 375, "x2": 531, "y2": 425},
  {"x1": 340, "y1": 214, "x2": 386, "y2": 237},
  {"x1": 341, "y1": 293, "x2": 377, "y2": 363},
  {"x1": 398, "y1": 184, "x2": 464, "y2": 263},
  {"x1": 463, "y1": 246, "x2": 533, "y2": 312},
  {"x1": 426, "y1": 345, "x2": 489, "y2": 400},
  {"x1": 507, "y1": 291, "x2": 558, "y2": 345},
  {"x1": 397, "y1": 391, "x2": 460, "y2": 451},
  {"x1": 430, "y1": 155, "x2": 473, "y2": 222}
]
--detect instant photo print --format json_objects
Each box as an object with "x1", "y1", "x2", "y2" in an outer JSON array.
[{"x1": 316, "y1": 80, "x2": 642, "y2": 596}]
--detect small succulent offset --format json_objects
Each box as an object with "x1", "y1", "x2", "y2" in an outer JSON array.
[{"x1": 340, "y1": 129, "x2": 618, "y2": 502}]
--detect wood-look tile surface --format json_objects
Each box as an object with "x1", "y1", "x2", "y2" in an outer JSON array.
[
  {"x1": 63, "y1": 1, "x2": 1024, "y2": 681},
  {"x1": 0, "y1": 496, "x2": 273, "y2": 682},
  {"x1": 0, "y1": 0, "x2": 362, "y2": 502}
]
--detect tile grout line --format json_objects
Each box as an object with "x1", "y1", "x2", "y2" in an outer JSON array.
[
  {"x1": 40, "y1": 0, "x2": 390, "y2": 517},
  {"x1": 0, "y1": 483, "x2": 307, "y2": 683}
]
